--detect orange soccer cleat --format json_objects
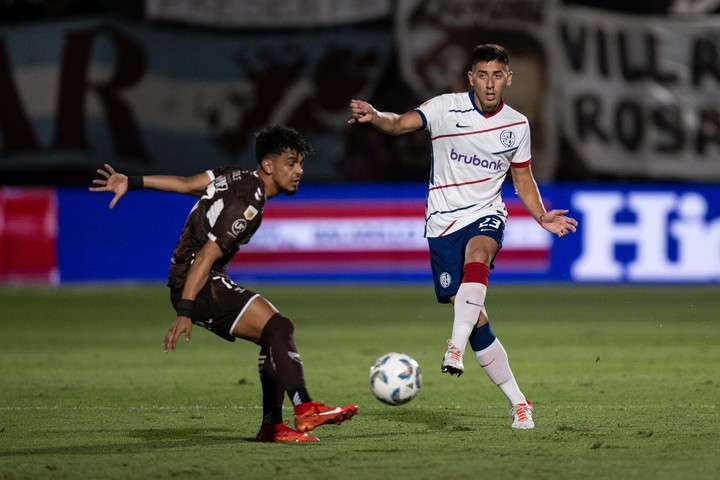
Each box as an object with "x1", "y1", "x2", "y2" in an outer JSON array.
[
  {"x1": 294, "y1": 401, "x2": 359, "y2": 433},
  {"x1": 256, "y1": 422, "x2": 320, "y2": 443}
]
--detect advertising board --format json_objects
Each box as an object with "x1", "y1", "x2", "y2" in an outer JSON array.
[{"x1": 50, "y1": 183, "x2": 720, "y2": 284}]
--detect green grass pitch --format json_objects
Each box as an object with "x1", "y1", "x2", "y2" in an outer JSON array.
[{"x1": 1, "y1": 284, "x2": 718, "y2": 479}]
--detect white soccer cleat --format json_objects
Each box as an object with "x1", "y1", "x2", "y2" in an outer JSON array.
[
  {"x1": 511, "y1": 400, "x2": 535, "y2": 429},
  {"x1": 441, "y1": 340, "x2": 465, "y2": 376}
]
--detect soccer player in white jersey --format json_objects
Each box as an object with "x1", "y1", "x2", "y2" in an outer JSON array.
[{"x1": 348, "y1": 44, "x2": 578, "y2": 429}]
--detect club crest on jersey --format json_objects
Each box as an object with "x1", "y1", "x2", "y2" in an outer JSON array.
[
  {"x1": 500, "y1": 130, "x2": 515, "y2": 148},
  {"x1": 440, "y1": 272, "x2": 452, "y2": 289},
  {"x1": 244, "y1": 205, "x2": 258, "y2": 220},
  {"x1": 231, "y1": 219, "x2": 247, "y2": 236}
]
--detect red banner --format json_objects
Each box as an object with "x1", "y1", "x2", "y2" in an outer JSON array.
[{"x1": 0, "y1": 188, "x2": 58, "y2": 284}]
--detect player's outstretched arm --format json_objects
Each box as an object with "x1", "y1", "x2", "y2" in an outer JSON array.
[
  {"x1": 511, "y1": 165, "x2": 578, "y2": 238},
  {"x1": 142, "y1": 172, "x2": 212, "y2": 196},
  {"x1": 348, "y1": 99, "x2": 423, "y2": 136},
  {"x1": 90, "y1": 163, "x2": 212, "y2": 208}
]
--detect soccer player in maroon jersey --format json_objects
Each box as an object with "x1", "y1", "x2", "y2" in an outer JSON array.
[{"x1": 91, "y1": 125, "x2": 358, "y2": 442}]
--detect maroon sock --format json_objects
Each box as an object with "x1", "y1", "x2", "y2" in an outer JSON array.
[
  {"x1": 258, "y1": 346, "x2": 284, "y2": 425},
  {"x1": 260, "y1": 313, "x2": 311, "y2": 406}
]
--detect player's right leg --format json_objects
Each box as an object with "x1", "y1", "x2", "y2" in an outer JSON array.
[
  {"x1": 428, "y1": 231, "x2": 467, "y2": 376},
  {"x1": 444, "y1": 261, "x2": 491, "y2": 376},
  {"x1": 256, "y1": 345, "x2": 319, "y2": 442},
  {"x1": 430, "y1": 221, "x2": 501, "y2": 377}
]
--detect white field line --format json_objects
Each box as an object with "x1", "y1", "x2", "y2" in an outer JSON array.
[{"x1": 2, "y1": 404, "x2": 712, "y2": 411}]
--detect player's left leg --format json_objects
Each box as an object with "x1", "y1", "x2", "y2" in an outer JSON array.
[
  {"x1": 259, "y1": 312, "x2": 358, "y2": 433},
  {"x1": 228, "y1": 297, "x2": 316, "y2": 442},
  {"x1": 258, "y1": 312, "x2": 311, "y2": 403},
  {"x1": 235, "y1": 296, "x2": 358, "y2": 435},
  {"x1": 469, "y1": 310, "x2": 534, "y2": 429},
  {"x1": 233, "y1": 297, "x2": 314, "y2": 410}
]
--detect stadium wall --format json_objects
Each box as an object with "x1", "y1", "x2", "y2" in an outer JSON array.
[
  {"x1": 1, "y1": 183, "x2": 719, "y2": 285},
  {"x1": 3, "y1": 8, "x2": 720, "y2": 186}
]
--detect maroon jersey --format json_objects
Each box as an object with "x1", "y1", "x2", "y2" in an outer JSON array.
[{"x1": 168, "y1": 168, "x2": 265, "y2": 288}]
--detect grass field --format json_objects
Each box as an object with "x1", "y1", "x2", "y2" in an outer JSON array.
[{"x1": 1, "y1": 284, "x2": 718, "y2": 479}]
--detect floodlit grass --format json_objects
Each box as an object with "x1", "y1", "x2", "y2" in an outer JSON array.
[{"x1": 0, "y1": 284, "x2": 718, "y2": 479}]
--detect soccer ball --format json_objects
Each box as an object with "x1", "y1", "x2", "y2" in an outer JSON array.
[{"x1": 369, "y1": 352, "x2": 422, "y2": 406}]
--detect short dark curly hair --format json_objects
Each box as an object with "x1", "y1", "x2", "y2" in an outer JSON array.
[
  {"x1": 470, "y1": 44, "x2": 510, "y2": 70},
  {"x1": 255, "y1": 125, "x2": 313, "y2": 164}
]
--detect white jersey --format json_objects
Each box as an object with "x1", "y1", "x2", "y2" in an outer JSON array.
[{"x1": 416, "y1": 91, "x2": 532, "y2": 238}]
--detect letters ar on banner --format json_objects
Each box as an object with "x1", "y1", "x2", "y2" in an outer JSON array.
[
  {"x1": 3, "y1": 5, "x2": 719, "y2": 184},
  {"x1": 0, "y1": 19, "x2": 392, "y2": 181}
]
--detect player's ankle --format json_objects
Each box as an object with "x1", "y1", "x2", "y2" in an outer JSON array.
[{"x1": 294, "y1": 401, "x2": 316, "y2": 415}]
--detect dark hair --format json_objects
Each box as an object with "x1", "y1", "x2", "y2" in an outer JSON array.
[
  {"x1": 470, "y1": 44, "x2": 510, "y2": 70},
  {"x1": 254, "y1": 125, "x2": 313, "y2": 164}
]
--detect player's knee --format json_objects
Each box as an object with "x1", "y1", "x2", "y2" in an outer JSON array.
[{"x1": 260, "y1": 313, "x2": 295, "y2": 343}]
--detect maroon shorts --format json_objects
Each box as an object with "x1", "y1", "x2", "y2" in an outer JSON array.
[{"x1": 170, "y1": 273, "x2": 259, "y2": 342}]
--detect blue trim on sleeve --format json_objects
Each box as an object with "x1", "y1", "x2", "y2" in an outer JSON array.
[{"x1": 414, "y1": 109, "x2": 428, "y2": 130}]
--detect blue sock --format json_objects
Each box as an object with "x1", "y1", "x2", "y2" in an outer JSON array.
[{"x1": 469, "y1": 322, "x2": 496, "y2": 352}]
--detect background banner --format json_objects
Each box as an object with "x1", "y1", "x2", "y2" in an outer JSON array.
[
  {"x1": 145, "y1": 0, "x2": 393, "y2": 28},
  {"x1": 18, "y1": 183, "x2": 712, "y2": 285},
  {"x1": 558, "y1": 7, "x2": 720, "y2": 181},
  {"x1": 0, "y1": 19, "x2": 391, "y2": 181},
  {"x1": 3, "y1": 4, "x2": 719, "y2": 185},
  {"x1": 0, "y1": 187, "x2": 58, "y2": 284}
]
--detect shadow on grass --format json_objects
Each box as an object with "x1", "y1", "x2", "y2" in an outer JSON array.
[
  {"x1": 0, "y1": 427, "x2": 259, "y2": 457},
  {"x1": 367, "y1": 405, "x2": 489, "y2": 433}
]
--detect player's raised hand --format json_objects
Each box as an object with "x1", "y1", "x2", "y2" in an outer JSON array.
[
  {"x1": 539, "y1": 209, "x2": 578, "y2": 238},
  {"x1": 89, "y1": 163, "x2": 128, "y2": 209},
  {"x1": 163, "y1": 316, "x2": 192, "y2": 353},
  {"x1": 348, "y1": 99, "x2": 377, "y2": 124}
]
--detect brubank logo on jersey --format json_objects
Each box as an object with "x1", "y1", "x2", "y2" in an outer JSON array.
[{"x1": 450, "y1": 148, "x2": 503, "y2": 171}]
